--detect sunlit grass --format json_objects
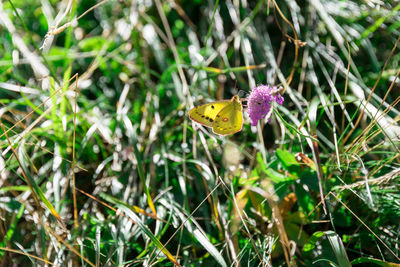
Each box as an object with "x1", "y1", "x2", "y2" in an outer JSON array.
[{"x1": 0, "y1": 0, "x2": 400, "y2": 266}]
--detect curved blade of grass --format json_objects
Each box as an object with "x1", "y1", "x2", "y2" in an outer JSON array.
[
  {"x1": 95, "y1": 225, "x2": 101, "y2": 267},
  {"x1": 116, "y1": 204, "x2": 181, "y2": 267},
  {"x1": 308, "y1": 97, "x2": 320, "y2": 135},
  {"x1": 0, "y1": 185, "x2": 29, "y2": 192},
  {"x1": 274, "y1": 109, "x2": 317, "y2": 141},
  {"x1": 122, "y1": 115, "x2": 157, "y2": 216},
  {"x1": 158, "y1": 198, "x2": 228, "y2": 267},
  {"x1": 0, "y1": 204, "x2": 24, "y2": 257},
  {"x1": 351, "y1": 257, "x2": 400, "y2": 267},
  {"x1": 308, "y1": 97, "x2": 327, "y2": 214},
  {"x1": 303, "y1": 230, "x2": 351, "y2": 267},
  {"x1": 59, "y1": 66, "x2": 72, "y2": 131},
  {"x1": 359, "y1": 3, "x2": 400, "y2": 42},
  {"x1": 18, "y1": 141, "x2": 65, "y2": 228},
  {"x1": 7, "y1": 0, "x2": 58, "y2": 82},
  {"x1": 204, "y1": 0, "x2": 219, "y2": 47},
  {"x1": 325, "y1": 230, "x2": 351, "y2": 267},
  {"x1": 0, "y1": 246, "x2": 54, "y2": 265},
  {"x1": 195, "y1": 64, "x2": 267, "y2": 74},
  {"x1": 132, "y1": 141, "x2": 157, "y2": 215},
  {"x1": 99, "y1": 192, "x2": 161, "y2": 221}
]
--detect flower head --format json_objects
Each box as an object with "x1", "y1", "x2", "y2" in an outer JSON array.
[{"x1": 247, "y1": 84, "x2": 284, "y2": 126}]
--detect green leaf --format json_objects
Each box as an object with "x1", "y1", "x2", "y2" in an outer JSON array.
[
  {"x1": 276, "y1": 149, "x2": 299, "y2": 169},
  {"x1": 303, "y1": 231, "x2": 325, "y2": 256},
  {"x1": 257, "y1": 153, "x2": 295, "y2": 183},
  {"x1": 265, "y1": 168, "x2": 295, "y2": 183}
]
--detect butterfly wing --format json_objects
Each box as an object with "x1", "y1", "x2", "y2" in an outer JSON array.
[
  {"x1": 189, "y1": 100, "x2": 231, "y2": 127},
  {"x1": 212, "y1": 96, "x2": 243, "y2": 135}
]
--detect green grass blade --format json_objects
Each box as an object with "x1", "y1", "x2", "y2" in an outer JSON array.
[
  {"x1": 18, "y1": 142, "x2": 65, "y2": 228},
  {"x1": 359, "y1": 3, "x2": 400, "y2": 42},
  {"x1": 0, "y1": 204, "x2": 24, "y2": 257},
  {"x1": 159, "y1": 198, "x2": 228, "y2": 267},
  {"x1": 116, "y1": 204, "x2": 181, "y2": 267},
  {"x1": 351, "y1": 257, "x2": 400, "y2": 267},
  {"x1": 325, "y1": 230, "x2": 351, "y2": 267},
  {"x1": 122, "y1": 115, "x2": 157, "y2": 215},
  {"x1": 303, "y1": 231, "x2": 351, "y2": 267}
]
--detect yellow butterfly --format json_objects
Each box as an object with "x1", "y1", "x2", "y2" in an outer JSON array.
[{"x1": 189, "y1": 95, "x2": 243, "y2": 135}]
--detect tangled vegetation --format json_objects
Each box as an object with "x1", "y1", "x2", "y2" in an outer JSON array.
[{"x1": 0, "y1": 0, "x2": 400, "y2": 266}]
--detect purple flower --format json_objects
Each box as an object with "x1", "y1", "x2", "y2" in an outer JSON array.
[{"x1": 247, "y1": 85, "x2": 284, "y2": 126}]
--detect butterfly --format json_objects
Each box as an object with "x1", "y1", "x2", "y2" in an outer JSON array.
[{"x1": 189, "y1": 95, "x2": 243, "y2": 135}]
